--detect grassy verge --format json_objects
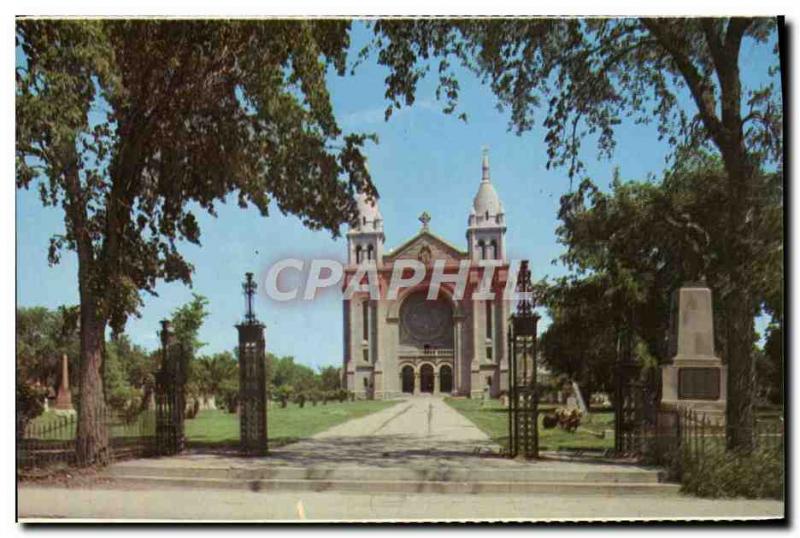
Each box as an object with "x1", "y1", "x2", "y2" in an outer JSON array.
[
  {"x1": 186, "y1": 400, "x2": 399, "y2": 448},
  {"x1": 444, "y1": 397, "x2": 614, "y2": 451}
]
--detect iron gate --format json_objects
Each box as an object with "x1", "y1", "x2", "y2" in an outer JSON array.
[
  {"x1": 614, "y1": 325, "x2": 660, "y2": 456},
  {"x1": 155, "y1": 320, "x2": 187, "y2": 456}
]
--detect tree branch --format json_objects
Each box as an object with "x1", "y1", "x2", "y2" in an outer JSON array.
[{"x1": 641, "y1": 18, "x2": 724, "y2": 145}]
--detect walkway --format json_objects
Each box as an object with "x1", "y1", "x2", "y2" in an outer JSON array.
[{"x1": 264, "y1": 394, "x2": 498, "y2": 467}]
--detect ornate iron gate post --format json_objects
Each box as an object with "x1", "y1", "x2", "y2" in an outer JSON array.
[
  {"x1": 614, "y1": 322, "x2": 642, "y2": 456},
  {"x1": 155, "y1": 320, "x2": 187, "y2": 456},
  {"x1": 237, "y1": 273, "x2": 268, "y2": 456},
  {"x1": 507, "y1": 260, "x2": 540, "y2": 459}
]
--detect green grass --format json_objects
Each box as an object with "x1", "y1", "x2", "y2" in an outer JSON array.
[
  {"x1": 26, "y1": 401, "x2": 398, "y2": 447},
  {"x1": 186, "y1": 400, "x2": 399, "y2": 448},
  {"x1": 26, "y1": 410, "x2": 156, "y2": 441},
  {"x1": 444, "y1": 397, "x2": 615, "y2": 451}
]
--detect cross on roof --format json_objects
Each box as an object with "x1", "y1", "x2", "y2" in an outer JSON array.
[{"x1": 419, "y1": 211, "x2": 431, "y2": 229}]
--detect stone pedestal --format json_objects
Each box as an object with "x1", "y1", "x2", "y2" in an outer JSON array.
[
  {"x1": 54, "y1": 354, "x2": 75, "y2": 414},
  {"x1": 660, "y1": 285, "x2": 727, "y2": 422}
]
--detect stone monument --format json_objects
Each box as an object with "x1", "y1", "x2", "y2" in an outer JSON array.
[
  {"x1": 53, "y1": 353, "x2": 75, "y2": 414},
  {"x1": 660, "y1": 284, "x2": 727, "y2": 422}
]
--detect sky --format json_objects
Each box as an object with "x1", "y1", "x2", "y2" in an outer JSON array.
[{"x1": 16, "y1": 21, "x2": 780, "y2": 370}]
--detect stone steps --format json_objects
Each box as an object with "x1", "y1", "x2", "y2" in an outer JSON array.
[{"x1": 103, "y1": 462, "x2": 679, "y2": 496}]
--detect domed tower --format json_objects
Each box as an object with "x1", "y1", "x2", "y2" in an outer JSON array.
[
  {"x1": 347, "y1": 191, "x2": 385, "y2": 268},
  {"x1": 467, "y1": 148, "x2": 506, "y2": 262}
]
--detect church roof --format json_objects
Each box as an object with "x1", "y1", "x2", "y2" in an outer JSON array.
[{"x1": 384, "y1": 228, "x2": 467, "y2": 261}]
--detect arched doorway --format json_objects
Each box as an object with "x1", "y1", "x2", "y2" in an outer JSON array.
[
  {"x1": 420, "y1": 364, "x2": 435, "y2": 393},
  {"x1": 439, "y1": 365, "x2": 453, "y2": 393},
  {"x1": 401, "y1": 365, "x2": 415, "y2": 394}
]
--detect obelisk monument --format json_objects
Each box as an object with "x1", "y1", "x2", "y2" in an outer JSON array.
[{"x1": 54, "y1": 353, "x2": 75, "y2": 414}]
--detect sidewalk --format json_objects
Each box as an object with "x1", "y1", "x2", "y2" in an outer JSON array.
[{"x1": 18, "y1": 486, "x2": 784, "y2": 522}]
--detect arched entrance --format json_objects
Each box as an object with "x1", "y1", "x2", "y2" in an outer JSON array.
[
  {"x1": 420, "y1": 364, "x2": 435, "y2": 393},
  {"x1": 439, "y1": 365, "x2": 453, "y2": 393},
  {"x1": 401, "y1": 365, "x2": 415, "y2": 394}
]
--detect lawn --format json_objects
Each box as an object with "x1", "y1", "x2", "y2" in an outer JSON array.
[
  {"x1": 186, "y1": 400, "x2": 399, "y2": 448},
  {"x1": 25, "y1": 400, "x2": 398, "y2": 447},
  {"x1": 444, "y1": 397, "x2": 615, "y2": 451}
]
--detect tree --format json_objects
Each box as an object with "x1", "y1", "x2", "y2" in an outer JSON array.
[
  {"x1": 104, "y1": 334, "x2": 155, "y2": 419},
  {"x1": 193, "y1": 352, "x2": 238, "y2": 408},
  {"x1": 318, "y1": 366, "x2": 342, "y2": 392},
  {"x1": 368, "y1": 18, "x2": 782, "y2": 450},
  {"x1": 543, "y1": 156, "x2": 781, "y2": 421},
  {"x1": 17, "y1": 20, "x2": 374, "y2": 464},
  {"x1": 16, "y1": 306, "x2": 80, "y2": 392}
]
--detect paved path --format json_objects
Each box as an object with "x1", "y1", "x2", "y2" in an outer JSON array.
[
  {"x1": 18, "y1": 486, "x2": 784, "y2": 521},
  {"x1": 262, "y1": 395, "x2": 499, "y2": 468}
]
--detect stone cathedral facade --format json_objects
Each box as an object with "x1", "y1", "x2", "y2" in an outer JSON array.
[{"x1": 343, "y1": 151, "x2": 512, "y2": 399}]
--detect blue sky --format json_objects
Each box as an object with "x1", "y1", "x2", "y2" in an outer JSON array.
[{"x1": 16, "y1": 22, "x2": 779, "y2": 370}]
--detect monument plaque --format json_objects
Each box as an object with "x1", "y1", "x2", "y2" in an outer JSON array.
[
  {"x1": 678, "y1": 367, "x2": 721, "y2": 400},
  {"x1": 660, "y1": 284, "x2": 727, "y2": 422}
]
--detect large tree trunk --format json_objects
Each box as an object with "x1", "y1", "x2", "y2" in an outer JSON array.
[
  {"x1": 723, "y1": 291, "x2": 756, "y2": 452},
  {"x1": 75, "y1": 309, "x2": 109, "y2": 465},
  {"x1": 719, "y1": 144, "x2": 758, "y2": 453},
  {"x1": 63, "y1": 162, "x2": 110, "y2": 466}
]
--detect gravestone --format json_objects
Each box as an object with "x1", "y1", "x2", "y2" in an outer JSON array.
[
  {"x1": 660, "y1": 284, "x2": 727, "y2": 422},
  {"x1": 53, "y1": 354, "x2": 75, "y2": 414}
]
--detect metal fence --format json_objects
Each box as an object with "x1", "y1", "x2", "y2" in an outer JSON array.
[
  {"x1": 17, "y1": 409, "x2": 156, "y2": 470},
  {"x1": 674, "y1": 408, "x2": 784, "y2": 474}
]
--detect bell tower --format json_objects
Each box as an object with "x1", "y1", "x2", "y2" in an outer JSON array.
[
  {"x1": 347, "y1": 192, "x2": 385, "y2": 269},
  {"x1": 466, "y1": 148, "x2": 506, "y2": 262}
]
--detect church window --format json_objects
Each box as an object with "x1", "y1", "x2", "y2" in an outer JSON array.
[
  {"x1": 489, "y1": 240, "x2": 497, "y2": 259},
  {"x1": 362, "y1": 349, "x2": 369, "y2": 363},
  {"x1": 486, "y1": 346, "x2": 493, "y2": 361},
  {"x1": 485, "y1": 300, "x2": 493, "y2": 339},
  {"x1": 478, "y1": 240, "x2": 486, "y2": 260},
  {"x1": 362, "y1": 301, "x2": 369, "y2": 341},
  {"x1": 367, "y1": 244, "x2": 374, "y2": 260},
  {"x1": 355, "y1": 245, "x2": 362, "y2": 263}
]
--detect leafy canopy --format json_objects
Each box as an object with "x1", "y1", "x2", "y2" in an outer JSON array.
[{"x1": 16, "y1": 20, "x2": 375, "y2": 333}]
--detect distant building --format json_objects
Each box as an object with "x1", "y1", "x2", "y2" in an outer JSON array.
[{"x1": 343, "y1": 150, "x2": 513, "y2": 399}]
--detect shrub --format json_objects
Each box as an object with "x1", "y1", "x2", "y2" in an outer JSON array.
[
  {"x1": 16, "y1": 380, "x2": 46, "y2": 434},
  {"x1": 680, "y1": 448, "x2": 784, "y2": 499},
  {"x1": 274, "y1": 385, "x2": 294, "y2": 408}
]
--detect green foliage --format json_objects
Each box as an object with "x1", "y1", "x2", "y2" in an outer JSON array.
[
  {"x1": 16, "y1": 306, "x2": 80, "y2": 390},
  {"x1": 541, "y1": 158, "x2": 782, "y2": 394},
  {"x1": 16, "y1": 19, "x2": 377, "y2": 459},
  {"x1": 16, "y1": 376, "x2": 47, "y2": 433},
  {"x1": 103, "y1": 334, "x2": 156, "y2": 418},
  {"x1": 193, "y1": 352, "x2": 238, "y2": 411},
  {"x1": 368, "y1": 19, "x2": 781, "y2": 176},
  {"x1": 171, "y1": 294, "x2": 209, "y2": 355},
  {"x1": 170, "y1": 294, "x2": 210, "y2": 402},
  {"x1": 318, "y1": 365, "x2": 342, "y2": 392},
  {"x1": 17, "y1": 19, "x2": 376, "y2": 334},
  {"x1": 273, "y1": 385, "x2": 294, "y2": 408},
  {"x1": 680, "y1": 448, "x2": 784, "y2": 499}
]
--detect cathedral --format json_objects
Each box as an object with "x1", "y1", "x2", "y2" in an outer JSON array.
[{"x1": 343, "y1": 151, "x2": 511, "y2": 399}]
